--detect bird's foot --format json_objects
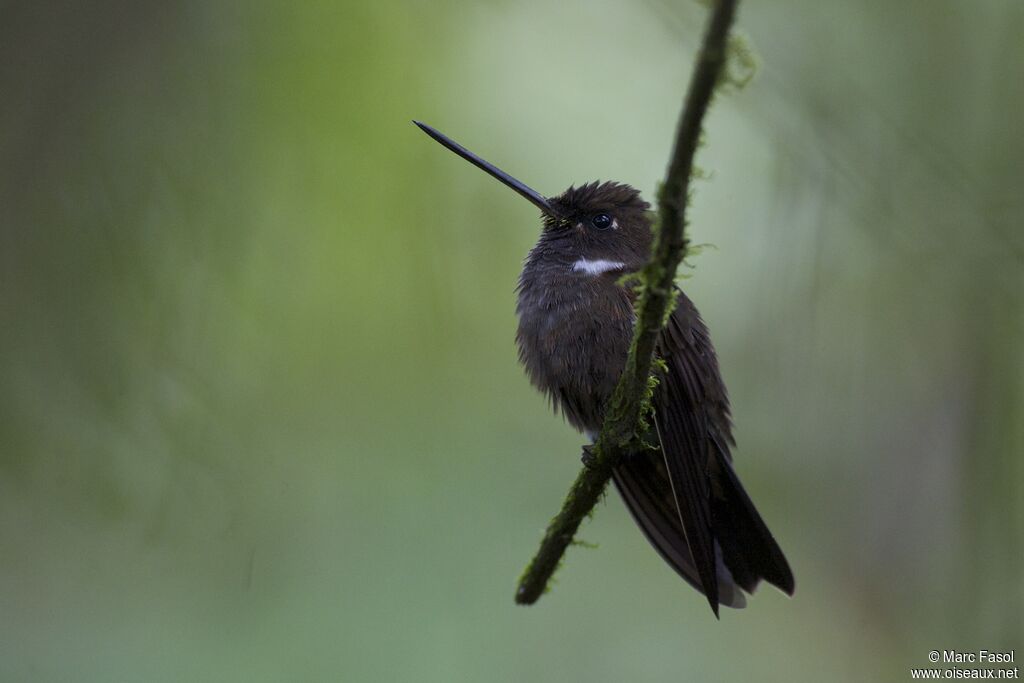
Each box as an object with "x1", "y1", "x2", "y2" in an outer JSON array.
[{"x1": 580, "y1": 444, "x2": 598, "y2": 469}]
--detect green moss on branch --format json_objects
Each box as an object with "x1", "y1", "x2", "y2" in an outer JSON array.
[{"x1": 514, "y1": 0, "x2": 741, "y2": 606}]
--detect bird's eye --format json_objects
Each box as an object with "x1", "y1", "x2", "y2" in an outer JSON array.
[{"x1": 591, "y1": 213, "x2": 612, "y2": 230}]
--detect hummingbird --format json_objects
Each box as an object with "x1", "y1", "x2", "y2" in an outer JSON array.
[{"x1": 414, "y1": 121, "x2": 794, "y2": 615}]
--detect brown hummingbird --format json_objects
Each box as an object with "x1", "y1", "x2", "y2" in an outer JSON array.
[{"x1": 414, "y1": 120, "x2": 794, "y2": 615}]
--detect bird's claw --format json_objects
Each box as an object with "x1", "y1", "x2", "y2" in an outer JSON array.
[{"x1": 581, "y1": 444, "x2": 598, "y2": 469}]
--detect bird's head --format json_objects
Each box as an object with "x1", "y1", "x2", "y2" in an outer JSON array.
[{"x1": 414, "y1": 121, "x2": 652, "y2": 271}]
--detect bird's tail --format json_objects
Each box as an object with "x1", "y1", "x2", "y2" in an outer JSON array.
[
  {"x1": 707, "y1": 442, "x2": 795, "y2": 598},
  {"x1": 612, "y1": 443, "x2": 794, "y2": 613}
]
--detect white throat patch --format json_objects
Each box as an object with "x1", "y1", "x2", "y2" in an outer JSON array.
[{"x1": 572, "y1": 258, "x2": 626, "y2": 276}]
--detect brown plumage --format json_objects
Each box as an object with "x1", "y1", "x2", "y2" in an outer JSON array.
[
  {"x1": 415, "y1": 121, "x2": 795, "y2": 616},
  {"x1": 516, "y1": 181, "x2": 794, "y2": 615}
]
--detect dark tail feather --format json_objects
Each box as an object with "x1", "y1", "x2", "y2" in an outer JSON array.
[
  {"x1": 709, "y1": 443, "x2": 795, "y2": 596},
  {"x1": 612, "y1": 441, "x2": 795, "y2": 610},
  {"x1": 612, "y1": 453, "x2": 747, "y2": 611}
]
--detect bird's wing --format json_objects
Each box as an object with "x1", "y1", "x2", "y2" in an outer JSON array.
[
  {"x1": 613, "y1": 290, "x2": 793, "y2": 615},
  {"x1": 612, "y1": 448, "x2": 748, "y2": 610},
  {"x1": 650, "y1": 292, "x2": 729, "y2": 615},
  {"x1": 612, "y1": 291, "x2": 737, "y2": 614}
]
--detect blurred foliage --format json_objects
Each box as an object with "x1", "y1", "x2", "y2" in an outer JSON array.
[{"x1": 1, "y1": 1, "x2": 1021, "y2": 681}]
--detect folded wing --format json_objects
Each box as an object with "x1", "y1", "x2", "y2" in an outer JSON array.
[{"x1": 612, "y1": 292, "x2": 794, "y2": 615}]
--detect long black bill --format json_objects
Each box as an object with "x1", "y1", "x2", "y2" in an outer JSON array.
[{"x1": 413, "y1": 121, "x2": 554, "y2": 216}]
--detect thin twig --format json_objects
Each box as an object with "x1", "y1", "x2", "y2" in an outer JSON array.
[{"x1": 514, "y1": 0, "x2": 740, "y2": 605}]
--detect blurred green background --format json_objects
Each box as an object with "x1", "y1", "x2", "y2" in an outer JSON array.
[{"x1": 2, "y1": 1, "x2": 1021, "y2": 681}]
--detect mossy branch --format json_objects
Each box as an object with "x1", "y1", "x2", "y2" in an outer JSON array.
[{"x1": 514, "y1": 0, "x2": 740, "y2": 606}]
